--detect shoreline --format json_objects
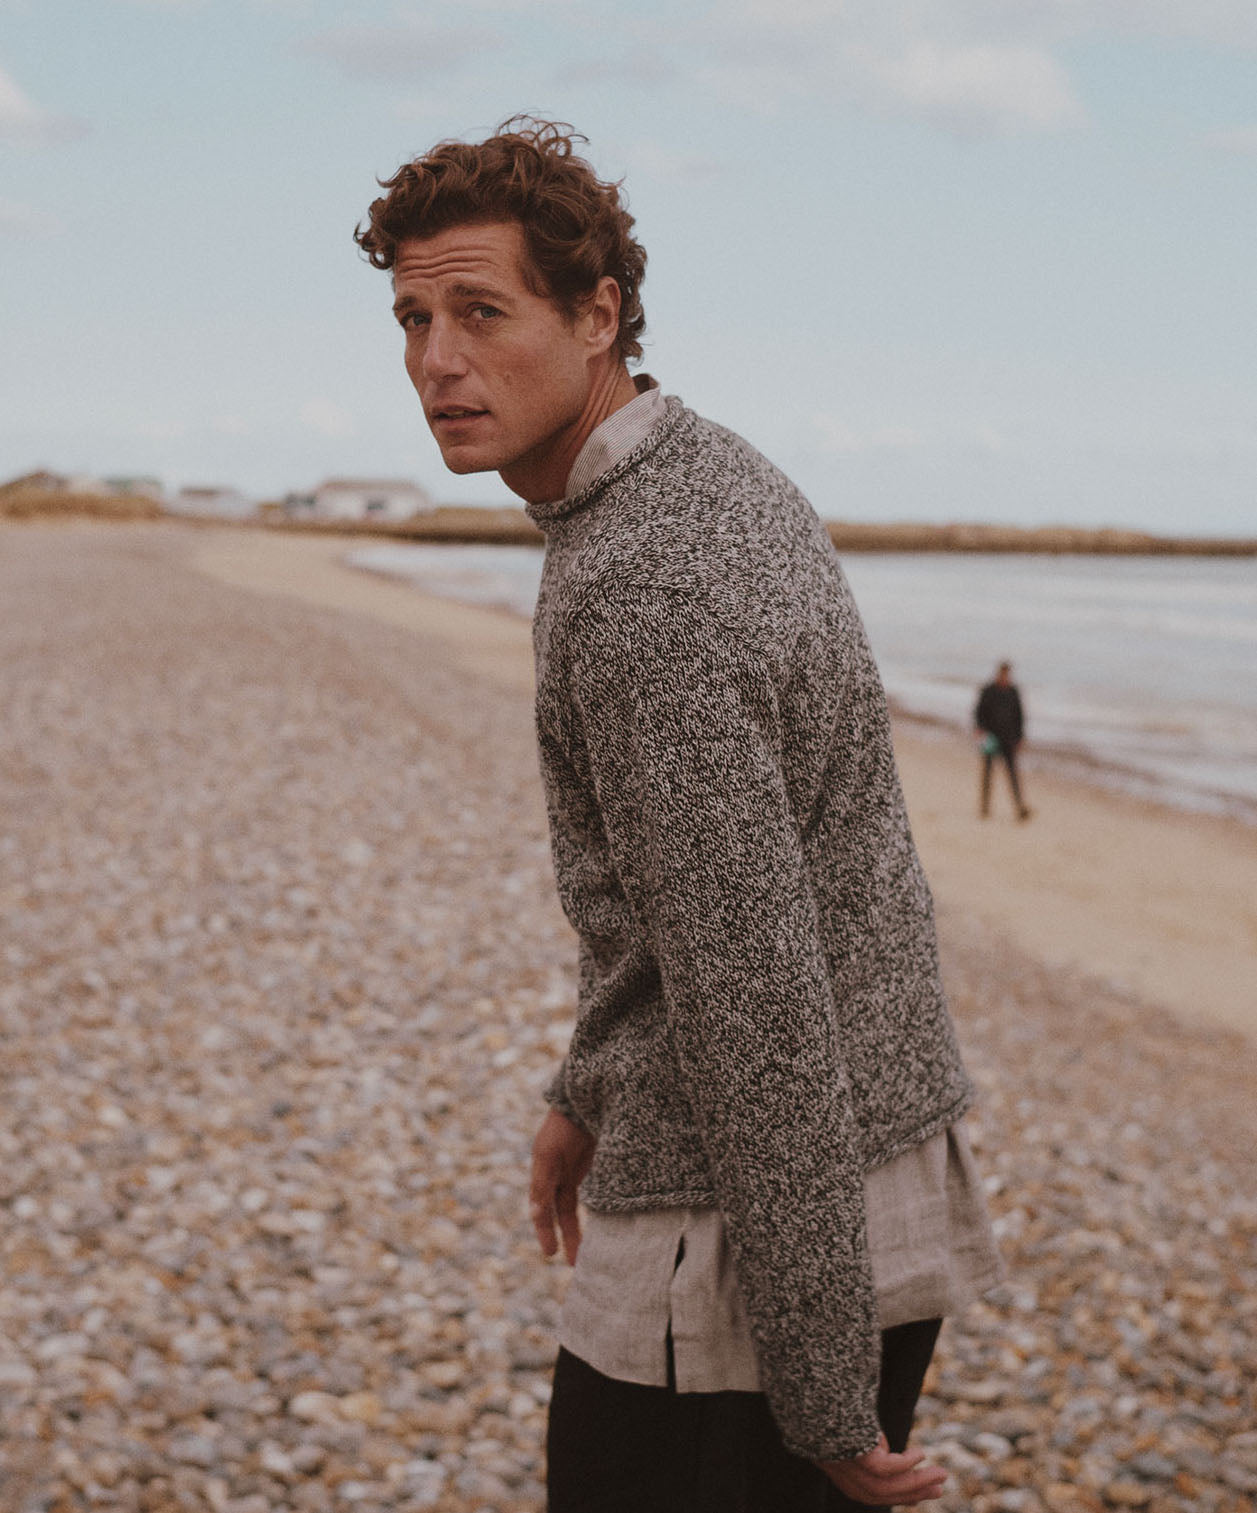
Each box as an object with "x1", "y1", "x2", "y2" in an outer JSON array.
[
  {"x1": 182, "y1": 522, "x2": 1257, "y2": 1046},
  {"x1": 347, "y1": 539, "x2": 1257, "y2": 831},
  {"x1": 5, "y1": 495, "x2": 1257, "y2": 555}
]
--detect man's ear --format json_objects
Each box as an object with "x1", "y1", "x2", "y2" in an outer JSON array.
[{"x1": 584, "y1": 276, "x2": 622, "y2": 356}]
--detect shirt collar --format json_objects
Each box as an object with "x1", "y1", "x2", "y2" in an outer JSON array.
[{"x1": 559, "y1": 373, "x2": 664, "y2": 502}]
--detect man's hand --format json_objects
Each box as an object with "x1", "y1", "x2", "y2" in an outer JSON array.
[
  {"x1": 529, "y1": 1110, "x2": 596, "y2": 1265},
  {"x1": 819, "y1": 1434, "x2": 946, "y2": 1506}
]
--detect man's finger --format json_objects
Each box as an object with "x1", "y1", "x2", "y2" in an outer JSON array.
[
  {"x1": 557, "y1": 1207, "x2": 582, "y2": 1266},
  {"x1": 845, "y1": 1477, "x2": 943, "y2": 1507},
  {"x1": 530, "y1": 1195, "x2": 558, "y2": 1257},
  {"x1": 528, "y1": 1160, "x2": 560, "y2": 1258},
  {"x1": 852, "y1": 1465, "x2": 946, "y2": 1503},
  {"x1": 862, "y1": 1446, "x2": 927, "y2": 1473},
  {"x1": 555, "y1": 1182, "x2": 582, "y2": 1265}
]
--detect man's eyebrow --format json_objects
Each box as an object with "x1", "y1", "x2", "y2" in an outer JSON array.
[
  {"x1": 392, "y1": 282, "x2": 511, "y2": 319},
  {"x1": 450, "y1": 282, "x2": 510, "y2": 302}
]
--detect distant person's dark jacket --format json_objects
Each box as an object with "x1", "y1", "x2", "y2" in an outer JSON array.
[{"x1": 975, "y1": 683, "x2": 1024, "y2": 749}]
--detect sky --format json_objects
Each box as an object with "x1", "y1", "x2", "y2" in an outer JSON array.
[{"x1": 2, "y1": 0, "x2": 1255, "y2": 533}]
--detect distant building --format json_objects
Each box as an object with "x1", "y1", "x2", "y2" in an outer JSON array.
[
  {"x1": 292, "y1": 477, "x2": 433, "y2": 522},
  {"x1": 171, "y1": 485, "x2": 254, "y2": 519},
  {"x1": 2, "y1": 468, "x2": 69, "y2": 494},
  {"x1": 1, "y1": 468, "x2": 109, "y2": 497},
  {"x1": 65, "y1": 473, "x2": 108, "y2": 495},
  {"x1": 104, "y1": 475, "x2": 165, "y2": 503}
]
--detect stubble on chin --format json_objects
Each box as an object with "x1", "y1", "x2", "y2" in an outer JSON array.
[{"x1": 436, "y1": 446, "x2": 495, "y2": 476}]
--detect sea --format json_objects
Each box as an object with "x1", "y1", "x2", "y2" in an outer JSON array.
[{"x1": 348, "y1": 543, "x2": 1257, "y2": 825}]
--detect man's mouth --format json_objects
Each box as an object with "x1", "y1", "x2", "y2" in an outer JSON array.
[{"x1": 432, "y1": 406, "x2": 489, "y2": 422}]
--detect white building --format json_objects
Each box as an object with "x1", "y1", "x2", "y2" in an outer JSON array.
[
  {"x1": 171, "y1": 485, "x2": 255, "y2": 519},
  {"x1": 300, "y1": 477, "x2": 433, "y2": 522}
]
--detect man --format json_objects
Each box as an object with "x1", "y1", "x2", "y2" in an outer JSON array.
[
  {"x1": 975, "y1": 662, "x2": 1031, "y2": 821},
  {"x1": 357, "y1": 118, "x2": 1003, "y2": 1511}
]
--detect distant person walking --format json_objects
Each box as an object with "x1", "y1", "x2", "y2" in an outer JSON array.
[{"x1": 975, "y1": 662, "x2": 1030, "y2": 820}]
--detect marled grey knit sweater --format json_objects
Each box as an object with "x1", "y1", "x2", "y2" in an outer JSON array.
[{"x1": 525, "y1": 396, "x2": 974, "y2": 1461}]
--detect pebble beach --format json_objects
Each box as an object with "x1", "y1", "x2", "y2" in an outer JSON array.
[{"x1": 2, "y1": 521, "x2": 1255, "y2": 1513}]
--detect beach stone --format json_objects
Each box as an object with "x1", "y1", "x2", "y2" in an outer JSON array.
[
  {"x1": 1126, "y1": 1452, "x2": 1177, "y2": 1482},
  {"x1": 258, "y1": 1442, "x2": 297, "y2": 1477},
  {"x1": 288, "y1": 1392, "x2": 343, "y2": 1425},
  {"x1": 423, "y1": 1360, "x2": 467, "y2": 1390},
  {"x1": 338, "y1": 1391, "x2": 383, "y2": 1425},
  {"x1": 986, "y1": 1409, "x2": 1043, "y2": 1444},
  {"x1": 168, "y1": 1433, "x2": 219, "y2": 1468},
  {"x1": 976, "y1": 1494, "x2": 1043, "y2": 1513},
  {"x1": 936, "y1": 1376, "x2": 1007, "y2": 1404},
  {"x1": 1218, "y1": 1459, "x2": 1257, "y2": 1494},
  {"x1": 1042, "y1": 1487, "x2": 1104, "y2": 1513},
  {"x1": 1103, "y1": 1481, "x2": 1154, "y2": 1507}
]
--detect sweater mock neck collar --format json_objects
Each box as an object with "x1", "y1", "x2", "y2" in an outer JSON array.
[{"x1": 524, "y1": 383, "x2": 684, "y2": 532}]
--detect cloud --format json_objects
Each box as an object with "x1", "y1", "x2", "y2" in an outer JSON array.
[
  {"x1": 872, "y1": 41, "x2": 1086, "y2": 136},
  {"x1": 296, "y1": 19, "x2": 503, "y2": 81},
  {"x1": 674, "y1": 0, "x2": 1257, "y2": 137},
  {"x1": 0, "y1": 196, "x2": 61, "y2": 236},
  {"x1": 0, "y1": 63, "x2": 86, "y2": 145},
  {"x1": 1053, "y1": 0, "x2": 1257, "y2": 49},
  {"x1": 300, "y1": 398, "x2": 356, "y2": 438},
  {"x1": 803, "y1": 0, "x2": 1257, "y2": 51},
  {"x1": 1206, "y1": 124, "x2": 1257, "y2": 157},
  {"x1": 658, "y1": 4, "x2": 1090, "y2": 136}
]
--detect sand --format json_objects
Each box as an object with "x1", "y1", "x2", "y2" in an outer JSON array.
[{"x1": 192, "y1": 523, "x2": 1257, "y2": 1045}]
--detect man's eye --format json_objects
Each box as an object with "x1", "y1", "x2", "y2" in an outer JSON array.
[
  {"x1": 400, "y1": 312, "x2": 429, "y2": 330},
  {"x1": 472, "y1": 304, "x2": 503, "y2": 321}
]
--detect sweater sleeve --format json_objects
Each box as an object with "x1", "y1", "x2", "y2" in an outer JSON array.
[
  {"x1": 544, "y1": 1058, "x2": 588, "y2": 1131},
  {"x1": 569, "y1": 589, "x2": 882, "y2": 1462}
]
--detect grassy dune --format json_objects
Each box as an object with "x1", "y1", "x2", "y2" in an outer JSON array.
[{"x1": 0, "y1": 487, "x2": 165, "y2": 522}]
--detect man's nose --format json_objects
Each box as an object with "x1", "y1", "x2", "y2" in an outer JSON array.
[{"x1": 421, "y1": 315, "x2": 469, "y2": 381}]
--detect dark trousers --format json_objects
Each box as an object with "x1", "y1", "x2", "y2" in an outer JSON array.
[
  {"x1": 547, "y1": 1317, "x2": 942, "y2": 1513},
  {"x1": 980, "y1": 741, "x2": 1025, "y2": 815}
]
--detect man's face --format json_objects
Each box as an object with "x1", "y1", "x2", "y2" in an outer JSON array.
[{"x1": 391, "y1": 220, "x2": 597, "y2": 484}]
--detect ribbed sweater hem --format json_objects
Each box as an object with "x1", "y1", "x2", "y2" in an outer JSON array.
[{"x1": 579, "y1": 1088, "x2": 975, "y2": 1215}]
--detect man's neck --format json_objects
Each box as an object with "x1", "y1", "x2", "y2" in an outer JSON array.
[{"x1": 500, "y1": 361, "x2": 640, "y2": 505}]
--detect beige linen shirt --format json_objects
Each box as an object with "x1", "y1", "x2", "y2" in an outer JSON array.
[
  {"x1": 550, "y1": 377, "x2": 1005, "y2": 1393},
  {"x1": 561, "y1": 1124, "x2": 1004, "y2": 1392}
]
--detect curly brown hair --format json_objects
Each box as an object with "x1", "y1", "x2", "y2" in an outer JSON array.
[{"x1": 355, "y1": 117, "x2": 647, "y2": 364}]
